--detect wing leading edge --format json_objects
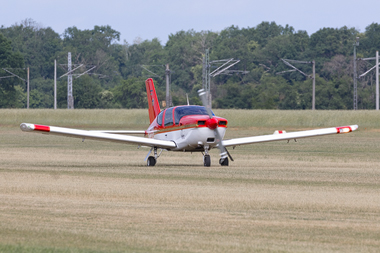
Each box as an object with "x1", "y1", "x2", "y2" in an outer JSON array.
[
  {"x1": 20, "y1": 123, "x2": 176, "y2": 149},
  {"x1": 222, "y1": 125, "x2": 358, "y2": 147}
]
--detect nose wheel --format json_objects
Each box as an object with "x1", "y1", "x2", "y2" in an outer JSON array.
[
  {"x1": 204, "y1": 155, "x2": 211, "y2": 167},
  {"x1": 203, "y1": 145, "x2": 211, "y2": 167}
]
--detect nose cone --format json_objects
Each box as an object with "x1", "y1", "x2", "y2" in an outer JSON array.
[{"x1": 206, "y1": 117, "x2": 218, "y2": 130}]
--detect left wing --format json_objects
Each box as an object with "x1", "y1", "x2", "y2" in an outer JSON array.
[
  {"x1": 20, "y1": 123, "x2": 176, "y2": 149},
  {"x1": 222, "y1": 125, "x2": 358, "y2": 148}
]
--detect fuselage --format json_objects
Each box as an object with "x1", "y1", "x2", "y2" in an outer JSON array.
[{"x1": 146, "y1": 105, "x2": 228, "y2": 152}]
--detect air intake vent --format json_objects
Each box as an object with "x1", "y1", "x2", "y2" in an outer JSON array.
[{"x1": 207, "y1": 138, "x2": 215, "y2": 143}]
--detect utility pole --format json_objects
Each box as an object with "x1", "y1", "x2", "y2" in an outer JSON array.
[
  {"x1": 202, "y1": 49, "x2": 246, "y2": 108},
  {"x1": 54, "y1": 59, "x2": 57, "y2": 109},
  {"x1": 353, "y1": 37, "x2": 359, "y2": 110},
  {"x1": 377, "y1": 51, "x2": 379, "y2": 110},
  {"x1": 357, "y1": 51, "x2": 380, "y2": 110},
  {"x1": 312, "y1": 60, "x2": 315, "y2": 110},
  {"x1": 165, "y1": 64, "x2": 170, "y2": 108},
  {"x1": 58, "y1": 55, "x2": 96, "y2": 109},
  {"x1": 27, "y1": 67, "x2": 29, "y2": 109},
  {"x1": 202, "y1": 49, "x2": 211, "y2": 108},
  {"x1": 67, "y1": 52, "x2": 74, "y2": 109}
]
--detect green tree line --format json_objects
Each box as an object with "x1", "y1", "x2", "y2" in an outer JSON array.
[{"x1": 1, "y1": 18, "x2": 380, "y2": 109}]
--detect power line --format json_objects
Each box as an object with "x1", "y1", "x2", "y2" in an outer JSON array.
[{"x1": 278, "y1": 58, "x2": 316, "y2": 110}]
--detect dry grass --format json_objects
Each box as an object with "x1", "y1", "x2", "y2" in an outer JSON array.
[{"x1": 0, "y1": 109, "x2": 380, "y2": 252}]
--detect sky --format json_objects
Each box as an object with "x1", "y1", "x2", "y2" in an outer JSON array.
[{"x1": 2, "y1": 0, "x2": 379, "y2": 45}]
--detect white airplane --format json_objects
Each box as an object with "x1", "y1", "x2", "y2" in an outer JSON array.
[{"x1": 20, "y1": 78, "x2": 358, "y2": 167}]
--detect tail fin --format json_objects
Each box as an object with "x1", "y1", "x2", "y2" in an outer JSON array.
[{"x1": 145, "y1": 78, "x2": 161, "y2": 124}]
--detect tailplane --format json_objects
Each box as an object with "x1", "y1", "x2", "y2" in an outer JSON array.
[{"x1": 145, "y1": 78, "x2": 161, "y2": 124}]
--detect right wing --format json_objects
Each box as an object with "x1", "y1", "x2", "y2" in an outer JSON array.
[
  {"x1": 222, "y1": 125, "x2": 358, "y2": 148},
  {"x1": 89, "y1": 130, "x2": 146, "y2": 134},
  {"x1": 20, "y1": 123, "x2": 176, "y2": 150}
]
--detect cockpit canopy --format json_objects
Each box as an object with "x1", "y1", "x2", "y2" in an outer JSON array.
[{"x1": 157, "y1": 105, "x2": 214, "y2": 126}]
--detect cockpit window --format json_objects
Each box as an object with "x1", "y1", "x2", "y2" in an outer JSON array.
[
  {"x1": 157, "y1": 110, "x2": 164, "y2": 126},
  {"x1": 174, "y1": 106, "x2": 213, "y2": 124},
  {"x1": 164, "y1": 108, "x2": 174, "y2": 126}
]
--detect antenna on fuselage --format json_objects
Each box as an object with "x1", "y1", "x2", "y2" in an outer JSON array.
[{"x1": 186, "y1": 93, "x2": 189, "y2": 106}]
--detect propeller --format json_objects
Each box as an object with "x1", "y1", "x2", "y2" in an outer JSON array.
[{"x1": 198, "y1": 89, "x2": 228, "y2": 162}]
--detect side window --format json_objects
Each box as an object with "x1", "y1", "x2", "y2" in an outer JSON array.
[
  {"x1": 157, "y1": 111, "x2": 164, "y2": 126},
  {"x1": 174, "y1": 108, "x2": 180, "y2": 125},
  {"x1": 164, "y1": 108, "x2": 174, "y2": 126}
]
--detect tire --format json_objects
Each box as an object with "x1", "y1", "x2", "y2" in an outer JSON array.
[
  {"x1": 204, "y1": 155, "x2": 211, "y2": 167},
  {"x1": 147, "y1": 156, "x2": 156, "y2": 166},
  {"x1": 219, "y1": 158, "x2": 229, "y2": 166}
]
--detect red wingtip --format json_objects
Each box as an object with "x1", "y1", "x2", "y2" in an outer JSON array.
[{"x1": 336, "y1": 126, "x2": 352, "y2": 134}]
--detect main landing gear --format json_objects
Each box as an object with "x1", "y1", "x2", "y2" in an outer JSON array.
[
  {"x1": 146, "y1": 147, "x2": 161, "y2": 166},
  {"x1": 147, "y1": 156, "x2": 156, "y2": 166},
  {"x1": 219, "y1": 157, "x2": 229, "y2": 166}
]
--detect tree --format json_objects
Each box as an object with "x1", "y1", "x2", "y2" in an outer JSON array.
[
  {"x1": 0, "y1": 33, "x2": 24, "y2": 108},
  {"x1": 112, "y1": 77, "x2": 147, "y2": 108},
  {"x1": 57, "y1": 75, "x2": 103, "y2": 108},
  {"x1": 123, "y1": 38, "x2": 165, "y2": 79},
  {"x1": 360, "y1": 23, "x2": 380, "y2": 56},
  {"x1": 0, "y1": 19, "x2": 62, "y2": 79},
  {"x1": 62, "y1": 25, "x2": 121, "y2": 89}
]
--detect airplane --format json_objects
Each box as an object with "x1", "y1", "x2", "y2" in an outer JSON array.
[{"x1": 20, "y1": 78, "x2": 358, "y2": 167}]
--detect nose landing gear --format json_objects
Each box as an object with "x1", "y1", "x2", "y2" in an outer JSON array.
[{"x1": 203, "y1": 145, "x2": 211, "y2": 167}]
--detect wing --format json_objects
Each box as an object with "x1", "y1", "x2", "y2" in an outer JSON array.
[
  {"x1": 89, "y1": 130, "x2": 146, "y2": 134},
  {"x1": 20, "y1": 123, "x2": 176, "y2": 150},
  {"x1": 222, "y1": 125, "x2": 358, "y2": 148}
]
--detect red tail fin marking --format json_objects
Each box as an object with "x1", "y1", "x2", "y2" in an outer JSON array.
[{"x1": 145, "y1": 78, "x2": 161, "y2": 124}]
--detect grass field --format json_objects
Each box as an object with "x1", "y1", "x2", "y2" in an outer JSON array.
[{"x1": 1, "y1": 109, "x2": 379, "y2": 252}]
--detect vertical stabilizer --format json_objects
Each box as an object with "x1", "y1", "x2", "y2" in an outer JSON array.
[{"x1": 146, "y1": 78, "x2": 161, "y2": 124}]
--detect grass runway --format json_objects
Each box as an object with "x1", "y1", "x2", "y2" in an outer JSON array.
[{"x1": 0, "y1": 109, "x2": 379, "y2": 252}]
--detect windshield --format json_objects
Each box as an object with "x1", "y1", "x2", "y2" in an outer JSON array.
[{"x1": 174, "y1": 106, "x2": 214, "y2": 124}]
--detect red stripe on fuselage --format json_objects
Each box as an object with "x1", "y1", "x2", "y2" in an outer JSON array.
[
  {"x1": 148, "y1": 123, "x2": 227, "y2": 135},
  {"x1": 34, "y1": 124, "x2": 50, "y2": 132}
]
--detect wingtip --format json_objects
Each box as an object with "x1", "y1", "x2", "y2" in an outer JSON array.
[
  {"x1": 336, "y1": 125, "x2": 359, "y2": 134},
  {"x1": 20, "y1": 123, "x2": 34, "y2": 132}
]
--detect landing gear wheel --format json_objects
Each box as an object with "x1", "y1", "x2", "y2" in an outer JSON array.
[
  {"x1": 147, "y1": 156, "x2": 156, "y2": 166},
  {"x1": 204, "y1": 155, "x2": 211, "y2": 167},
  {"x1": 219, "y1": 157, "x2": 229, "y2": 166}
]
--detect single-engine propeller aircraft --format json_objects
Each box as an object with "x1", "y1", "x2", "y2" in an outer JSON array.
[{"x1": 20, "y1": 78, "x2": 358, "y2": 167}]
